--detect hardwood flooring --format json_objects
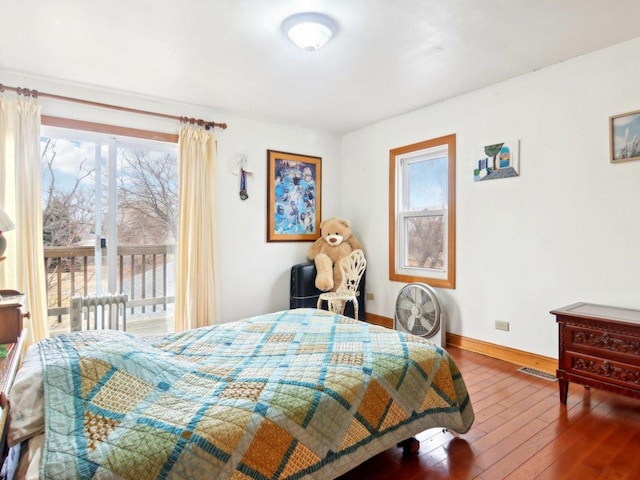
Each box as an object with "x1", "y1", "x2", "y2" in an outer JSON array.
[{"x1": 338, "y1": 345, "x2": 640, "y2": 480}]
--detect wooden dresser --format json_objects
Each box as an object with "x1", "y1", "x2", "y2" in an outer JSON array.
[
  {"x1": 552, "y1": 302, "x2": 640, "y2": 404},
  {"x1": 0, "y1": 291, "x2": 28, "y2": 461}
]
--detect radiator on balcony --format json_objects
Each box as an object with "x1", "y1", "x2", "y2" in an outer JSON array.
[{"x1": 70, "y1": 293, "x2": 129, "y2": 332}]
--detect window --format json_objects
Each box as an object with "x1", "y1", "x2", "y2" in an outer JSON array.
[
  {"x1": 389, "y1": 134, "x2": 456, "y2": 288},
  {"x1": 41, "y1": 119, "x2": 178, "y2": 335}
]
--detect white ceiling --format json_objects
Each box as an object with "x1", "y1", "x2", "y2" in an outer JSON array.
[{"x1": 2, "y1": 0, "x2": 640, "y2": 134}]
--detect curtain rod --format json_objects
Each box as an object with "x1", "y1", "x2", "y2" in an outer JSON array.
[{"x1": 0, "y1": 83, "x2": 227, "y2": 130}]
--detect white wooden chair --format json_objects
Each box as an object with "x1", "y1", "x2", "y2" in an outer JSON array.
[{"x1": 317, "y1": 249, "x2": 366, "y2": 319}]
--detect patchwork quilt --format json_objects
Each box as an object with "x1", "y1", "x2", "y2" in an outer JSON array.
[{"x1": 40, "y1": 308, "x2": 474, "y2": 479}]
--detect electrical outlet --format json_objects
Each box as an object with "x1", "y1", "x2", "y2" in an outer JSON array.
[
  {"x1": 366, "y1": 293, "x2": 374, "y2": 300},
  {"x1": 495, "y1": 320, "x2": 510, "y2": 331}
]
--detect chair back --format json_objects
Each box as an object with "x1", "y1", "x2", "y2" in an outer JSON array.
[{"x1": 336, "y1": 249, "x2": 366, "y2": 296}]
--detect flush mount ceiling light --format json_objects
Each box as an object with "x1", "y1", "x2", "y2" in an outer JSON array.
[{"x1": 282, "y1": 12, "x2": 337, "y2": 52}]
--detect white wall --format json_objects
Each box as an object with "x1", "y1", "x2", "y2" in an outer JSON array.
[
  {"x1": 342, "y1": 37, "x2": 640, "y2": 359},
  {"x1": 215, "y1": 118, "x2": 342, "y2": 321},
  {"x1": 1, "y1": 70, "x2": 342, "y2": 323}
]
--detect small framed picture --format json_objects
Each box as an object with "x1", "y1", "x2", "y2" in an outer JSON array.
[
  {"x1": 473, "y1": 140, "x2": 520, "y2": 181},
  {"x1": 610, "y1": 109, "x2": 640, "y2": 163},
  {"x1": 267, "y1": 150, "x2": 321, "y2": 242}
]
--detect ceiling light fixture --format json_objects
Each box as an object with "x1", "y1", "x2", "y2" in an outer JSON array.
[{"x1": 282, "y1": 12, "x2": 337, "y2": 52}]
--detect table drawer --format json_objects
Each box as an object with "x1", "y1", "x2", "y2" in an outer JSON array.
[
  {"x1": 565, "y1": 325, "x2": 640, "y2": 361},
  {"x1": 0, "y1": 293, "x2": 25, "y2": 344},
  {"x1": 0, "y1": 310, "x2": 22, "y2": 344},
  {"x1": 566, "y1": 350, "x2": 640, "y2": 389}
]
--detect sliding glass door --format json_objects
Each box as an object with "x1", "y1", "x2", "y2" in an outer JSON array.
[{"x1": 41, "y1": 126, "x2": 178, "y2": 335}]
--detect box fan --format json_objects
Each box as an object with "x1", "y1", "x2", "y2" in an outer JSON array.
[{"x1": 394, "y1": 282, "x2": 446, "y2": 346}]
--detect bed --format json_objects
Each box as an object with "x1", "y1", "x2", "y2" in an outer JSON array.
[{"x1": 6, "y1": 308, "x2": 474, "y2": 479}]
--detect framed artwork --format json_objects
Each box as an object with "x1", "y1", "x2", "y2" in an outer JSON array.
[
  {"x1": 473, "y1": 139, "x2": 520, "y2": 182},
  {"x1": 610, "y1": 110, "x2": 640, "y2": 163},
  {"x1": 267, "y1": 150, "x2": 321, "y2": 242}
]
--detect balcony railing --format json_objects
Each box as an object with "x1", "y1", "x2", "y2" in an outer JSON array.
[{"x1": 44, "y1": 244, "x2": 176, "y2": 335}]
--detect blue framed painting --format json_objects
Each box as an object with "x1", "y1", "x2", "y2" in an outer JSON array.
[
  {"x1": 610, "y1": 109, "x2": 640, "y2": 163},
  {"x1": 267, "y1": 150, "x2": 321, "y2": 242}
]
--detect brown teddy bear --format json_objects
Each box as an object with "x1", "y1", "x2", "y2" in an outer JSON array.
[{"x1": 307, "y1": 217, "x2": 364, "y2": 291}]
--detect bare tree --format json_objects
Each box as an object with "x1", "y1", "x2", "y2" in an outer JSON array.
[
  {"x1": 117, "y1": 149, "x2": 178, "y2": 244},
  {"x1": 41, "y1": 138, "x2": 95, "y2": 247},
  {"x1": 407, "y1": 216, "x2": 444, "y2": 269}
]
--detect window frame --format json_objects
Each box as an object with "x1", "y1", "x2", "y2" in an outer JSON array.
[{"x1": 389, "y1": 134, "x2": 456, "y2": 289}]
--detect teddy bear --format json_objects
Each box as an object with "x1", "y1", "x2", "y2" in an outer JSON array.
[{"x1": 307, "y1": 217, "x2": 364, "y2": 292}]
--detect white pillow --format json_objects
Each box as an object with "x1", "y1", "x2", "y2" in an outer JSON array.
[{"x1": 7, "y1": 344, "x2": 44, "y2": 447}]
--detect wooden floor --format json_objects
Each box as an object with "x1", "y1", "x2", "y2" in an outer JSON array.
[{"x1": 338, "y1": 345, "x2": 640, "y2": 480}]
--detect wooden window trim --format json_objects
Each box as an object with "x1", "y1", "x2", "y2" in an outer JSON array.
[
  {"x1": 389, "y1": 134, "x2": 456, "y2": 289},
  {"x1": 41, "y1": 116, "x2": 178, "y2": 143}
]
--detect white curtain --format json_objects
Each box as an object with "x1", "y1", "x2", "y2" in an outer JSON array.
[
  {"x1": 174, "y1": 125, "x2": 218, "y2": 331},
  {"x1": 0, "y1": 96, "x2": 49, "y2": 343}
]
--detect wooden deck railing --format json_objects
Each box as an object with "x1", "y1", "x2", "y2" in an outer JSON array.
[{"x1": 44, "y1": 244, "x2": 176, "y2": 328}]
